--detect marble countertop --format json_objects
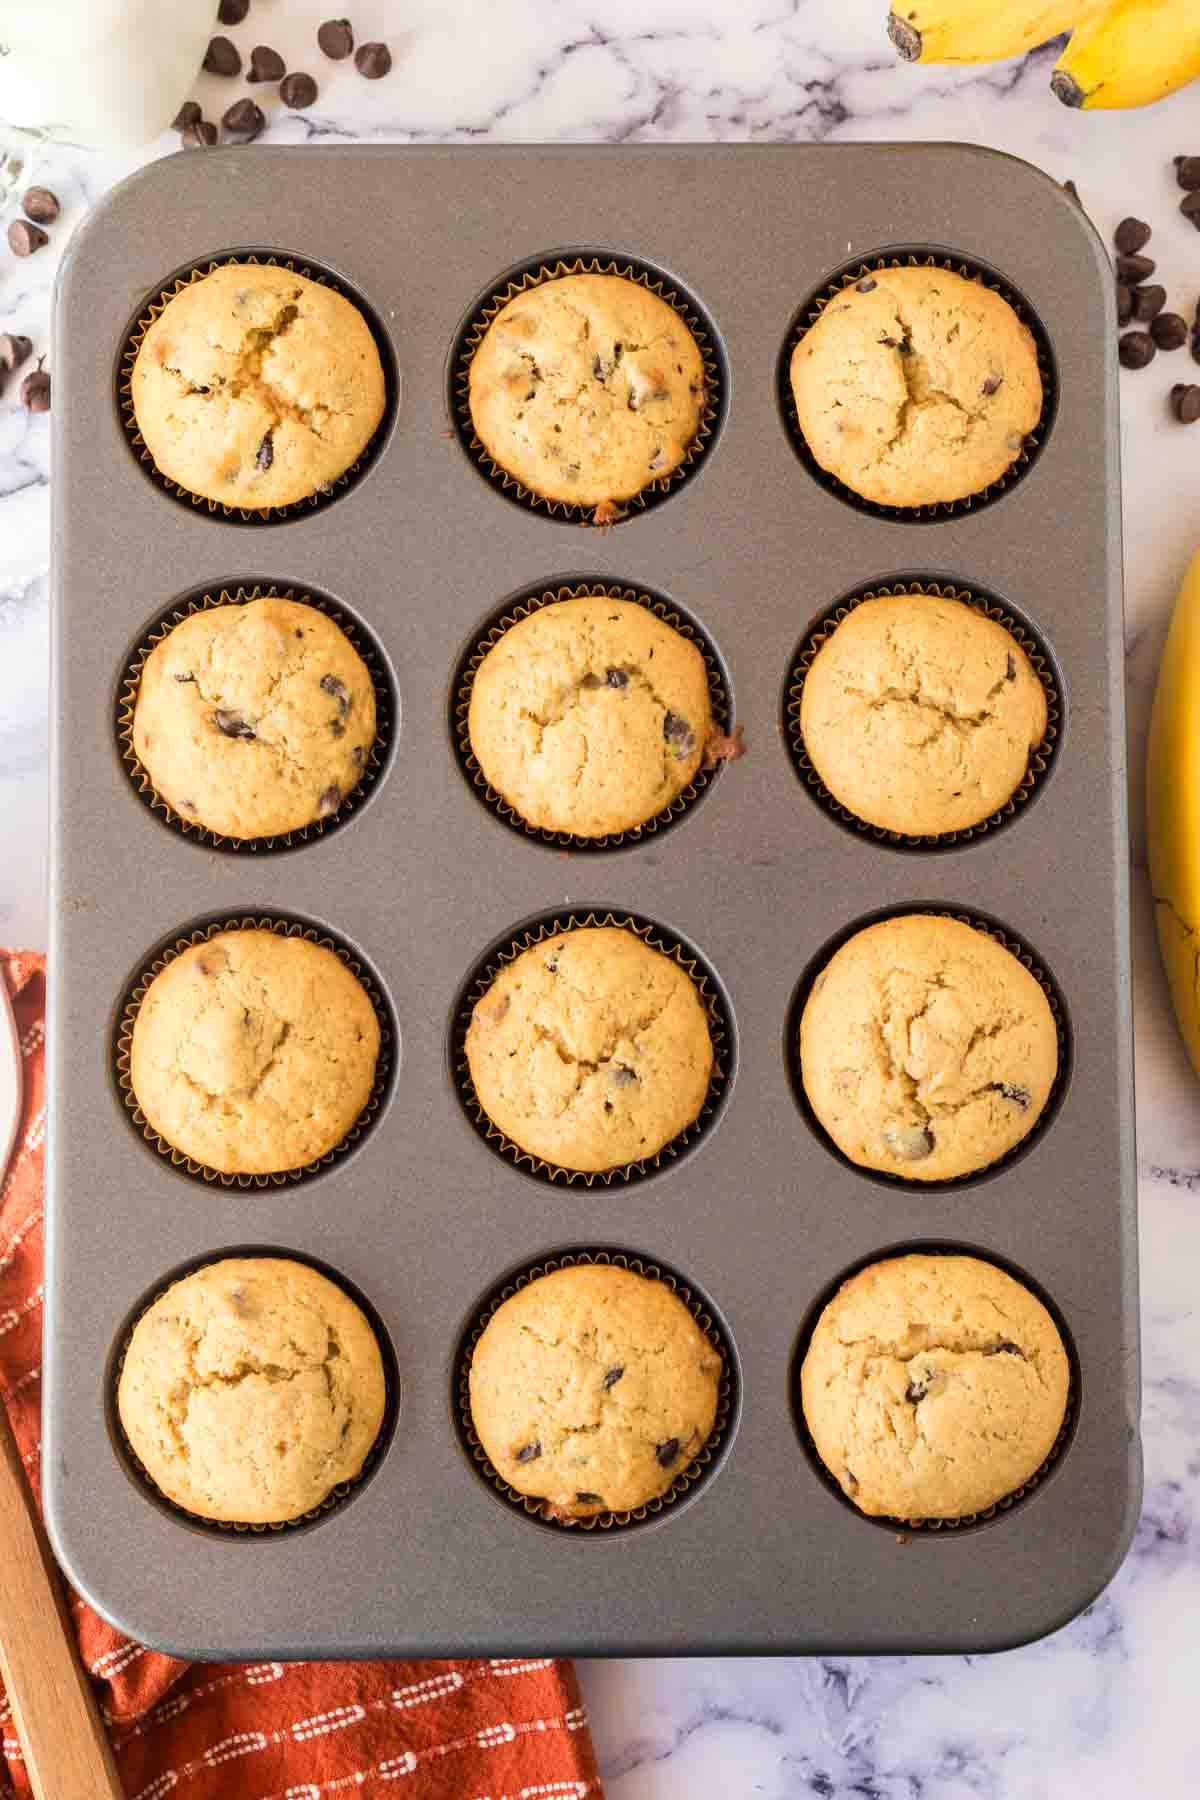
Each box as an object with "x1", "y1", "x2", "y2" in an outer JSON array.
[{"x1": 2, "y1": 1, "x2": 1198, "y2": 1791}]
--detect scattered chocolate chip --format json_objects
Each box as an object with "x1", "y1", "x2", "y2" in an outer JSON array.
[
  {"x1": 203, "y1": 35, "x2": 242, "y2": 76},
  {"x1": 218, "y1": 0, "x2": 250, "y2": 21},
  {"x1": 19, "y1": 366, "x2": 50, "y2": 412},
  {"x1": 856, "y1": 276, "x2": 877, "y2": 292},
  {"x1": 606, "y1": 667, "x2": 629, "y2": 689},
  {"x1": 1175, "y1": 155, "x2": 1200, "y2": 191},
  {"x1": 655, "y1": 1439, "x2": 681, "y2": 1468},
  {"x1": 317, "y1": 784, "x2": 340, "y2": 816},
  {"x1": 702, "y1": 725, "x2": 747, "y2": 769},
  {"x1": 214, "y1": 709, "x2": 255, "y2": 739},
  {"x1": 1152, "y1": 312, "x2": 1188, "y2": 351},
  {"x1": 172, "y1": 99, "x2": 202, "y2": 130},
  {"x1": 0, "y1": 334, "x2": 32, "y2": 373},
  {"x1": 1114, "y1": 216, "x2": 1151, "y2": 255},
  {"x1": 986, "y1": 1340, "x2": 1025, "y2": 1358},
  {"x1": 320, "y1": 674, "x2": 351, "y2": 715},
  {"x1": 905, "y1": 1379, "x2": 928, "y2": 1404},
  {"x1": 222, "y1": 97, "x2": 266, "y2": 143},
  {"x1": 247, "y1": 44, "x2": 286, "y2": 83},
  {"x1": 993, "y1": 1083, "x2": 1031, "y2": 1108},
  {"x1": 7, "y1": 220, "x2": 47, "y2": 257},
  {"x1": 515, "y1": 1442, "x2": 542, "y2": 1464},
  {"x1": 354, "y1": 41, "x2": 391, "y2": 78},
  {"x1": 663, "y1": 711, "x2": 695, "y2": 756},
  {"x1": 575, "y1": 1491, "x2": 603, "y2": 1505},
  {"x1": 280, "y1": 71, "x2": 318, "y2": 109},
  {"x1": 255, "y1": 430, "x2": 274, "y2": 470},
  {"x1": 21, "y1": 186, "x2": 60, "y2": 226},
  {"x1": 981, "y1": 373, "x2": 1003, "y2": 396},
  {"x1": 602, "y1": 1366, "x2": 625, "y2": 1390},
  {"x1": 1115, "y1": 253, "x2": 1154, "y2": 284},
  {"x1": 1181, "y1": 191, "x2": 1200, "y2": 229},
  {"x1": 1171, "y1": 384, "x2": 1200, "y2": 423},
  {"x1": 318, "y1": 18, "x2": 354, "y2": 59},
  {"x1": 882, "y1": 1122, "x2": 933, "y2": 1161},
  {"x1": 611, "y1": 1065, "x2": 638, "y2": 1087},
  {"x1": 1132, "y1": 284, "x2": 1167, "y2": 323},
  {"x1": 173, "y1": 671, "x2": 197, "y2": 684},
  {"x1": 544, "y1": 957, "x2": 558, "y2": 974},
  {"x1": 181, "y1": 120, "x2": 218, "y2": 148},
  {"x1": 1117, "y1": 284, "x2": 1133, "y2": 326},
  {"x1": 1119, "y1": 330, "x2": 1156, "y2": 370}
]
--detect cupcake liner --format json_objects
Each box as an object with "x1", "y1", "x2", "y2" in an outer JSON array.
[
  {"x1": 450, "y1": 253, "x2": 725, "y2": 524},
  {"x1": 116, "y1": 582, "x2": 395, "y2": 854},
  {"x1": 453, "y1": 580, "x2": 732, "y2": 850},
  {"x1": 117, "y1": 250, "x2": 397, "y2": 524},
  {"x1": 111, "y1": 1247, "x2": 400, "y2": 1537},
  {"x1": 778, "y1": 248, "x2": 1057, "y2": 522},
  {"x1": 452, "y1": 910, "x2": 733, "y2": 1187},
  {"x1": 454, "y1": 1248, "x2": 736, "y2": 1534},
  {"x1": 784, "y1": 579, "x2": 1061, "y2": 850},
  {"x1": 792, "y1": 1243, "x2": 1079, "y2": 1536},
  {"x1": 787, "y1": 906, "x2": 1071, "y2": 1190},
  {"x1": 115, "y1": 914, "x2": 396, "y2": 1189}
]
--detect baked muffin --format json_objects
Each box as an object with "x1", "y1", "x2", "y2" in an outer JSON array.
[
  {"x1": 469, "y1": 1263, "x2": 721, "y2": 1518},
  {"x1": 789, "y1": 267, "x2": 1042, "y2": 508},
  {"x1": 130, "y1": 929, "x2": 380, "y2": 1175},
  {"x1": 465, "y1": 925, "x2": 713, "y2": 1173},
  {"x1": 132, "y1": 596, "x2": 377, "y2": 840},
  {"x1": 801, "y1": 1253, "x2": 1070, "y2": 1520},
  {"x1": 799, "y1": 914, "x2": 1057, "y2": 1181},
  {"x1": 800, "y1": 593, "x2": 1047, "y2": 835},
  {"x1": 131, "y1": 264, "x2": 386, "y2": 509},
  {"x1": 118, "y1": 1257, "x2": 386, "y2": 1524},
  {"x1": 468, "y1": 273, "x2": 705, "y2": 508},
  {"x1": 468, "y1": 596, "x2": 713, "y2": 837}
]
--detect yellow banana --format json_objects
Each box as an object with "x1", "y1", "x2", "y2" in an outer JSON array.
[
  {"x1": 1052, "y1": 0, "x2": 1200, "y2": 106},
  {"x1": 1147, "y1": 551, "x2": 1200, "y2": 1079},
  {"x1": 888, "y1": 1, "x2": 1091, "y2": 63}
]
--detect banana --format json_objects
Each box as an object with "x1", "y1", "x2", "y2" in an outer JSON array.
[
  {"x1": 888, "y1": 1, "x2": 1091, "y2": 64},
  {"x1": 1147, "y1": 551, "x2": 1200, "y2": 1079},
  {"x1": 1051, "y1": 0, "x2": 1200, "y2": 107}
]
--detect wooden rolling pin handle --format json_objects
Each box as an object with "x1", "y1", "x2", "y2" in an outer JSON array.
[{"x1": 0, "y1": 1403, "x2": 124, "y2": 1798}]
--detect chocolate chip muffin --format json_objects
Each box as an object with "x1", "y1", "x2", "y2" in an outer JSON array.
[
  {"x1": 800, "y1": 593, "x2": 1047, "y2": 835},
  {"x1": 132, "y1": 596, "x2": 377, "y2": 840},
  {"x1": 469, "y1": 1263, "x2": 722, "y2": 1519},
  {"x1": 131, "y1": 264, "x2": 386, "y2": 509},
  {"x1": 130, "y1": 929, "x2": 380, "y2": 1176},
  {"x1": 118, "y1": 1257, "x2": 387, "y2": 1525},
  {"x1": 468, "y1": 595, "x2": 713, "y2": 837},
  {"x1": 790, "y1": 267, "x2": 1042, "y2": 508},
  {"x1": 468, "y1": 273, "x2": 705, "y2": 508},
  {"x1": 799, "y1": 914, "x2": 1057, "y2": 1182},
  {"x1": 801, "y1": 1253, "x2": 1070, "y2": 1520},
  {"x1": 465, "y1": 925, "x2": 713, "y2": 1174}
]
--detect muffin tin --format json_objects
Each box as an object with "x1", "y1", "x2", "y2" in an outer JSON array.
[{"x1": 45, "y1": 143, "x2": 1140, "y2": 1658}]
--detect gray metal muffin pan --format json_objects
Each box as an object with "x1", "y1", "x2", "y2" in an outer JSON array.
[{"x1": 45, "y1": 144, "x2": 1140, "y2": 1659}]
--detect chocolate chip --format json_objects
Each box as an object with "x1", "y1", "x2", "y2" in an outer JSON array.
[
  {"x1": 173, "y1": 671, "x2": 196, "y2": 684},
  {"x1": 172, "y1": 100, "x2": 202, "y2": 130},
  {"x1": 882, "y1": 1122, "x2": 933, "y2": 1161},
  {"x1": 248, "y1": 45, "x2": 286, "y2": 83},
  {"x1": 1132, "y1": 285, "x2": 1166, "y2": 323},
  {"x1": 1119, "y1": 331, "x2": 1156, "y2": 370},
  {"x1": 905, "y1": 1379, "x2": 928, "y2": 1404},
  {"x1": 1006, "y1": 653, "x2": 1017, "y2": 681},
  {"x1": 218, "y1": 0, "x2": 250, "y2": 20},
  {"x1": 602, "y1": 1366, "x2": 625, "y2": 1390},
  {"x1": 22, "y1": 187, "x2": 60, "y2": 226},
  {"x1": 318, "y1": 18, "x2": 354, "y2": 58},
  {"x1": 318, "y1": 784, "x2": 340, "y2": 816},
  {"x1": 1181, "y1": 191, "x2": 1200, "y2": 229},
  {"x1": 993, "y1": 1083, "x2": 1031, "y2": 1108},
  {"x1": 856, "y1": 276, "x2": 877, "y2": 292},
  {"x1": 181, "y1": 120, "x2": 218, "y2": 148},
  {"x1": 981, "y1": 373, "x2": 1003, "y2": 396},
  {"x1": 7, "y1": 220, "x2": 47, "y2": 257},
  {"x1": 203, "y1": 35, "x2": 242, "y2": 76},
  {"x1": 1117, "y1": 284, "x2": 1133, "y2": 326},
  {"x1": 222, "y1": 98, "x2": 266, "y2": 142},
  {"x1": 280, "y1": 71, "x2": 318, "y2": 109},
  {"x1": 611, "y1": 1065, "x2": 638, "y2": 1087},
  {"x1": 1115, "y1": 253, "x2": 1155, "y2": 284},
  {"x1": 545, "y1": 957, "x2": 558, "y2": 974},
  {"x1": 215, "y1": 710, "x2": 255, "y2": 739},
  {"x1": 255, "y1": 431, "x2": 274, "y2": 470},
  {"x1": 1171, "y1": 384, "x2": 1200, "y2": 424},
  {"x1": 1152, "y1": 312, "x2": 1189, "y2": 351},
  {"x1": 655, "y1": 1437, "x2": 681, "y2": 1468},
  {"x1": 663, "y1": 711, "x2": 695, "y2": 756},
  {"x1": 0, "y1": 334, "x2": 32, "y2": 373},
  {"x1": 19, "y1": 367, "x2": 50, "y2": 412},
  {"x1": 354, "y1": 41, "x2": 391, "y2": 78},
  {"x1": 1175, "y1": 156, "x2": 1200, "y2": 191},
  {"x1": 606, "y1": 667, "x2": 629, "y2": 689},
  {"x1": 515, "y1": 1442, "x2": 542, "y2": 1463},
  {"x1": 575, "y1": 1491, "x2": 603, "y2": 1504},
  {"x1": 320, "y1": 674, "x2": 351, "y2": 715},
  {"x1": 1114, "y1": 216, "x2": 1152, "y2": 254},
  {"x1": 986, "y1": 1340, "x2": 1025, "y2": 1358}
]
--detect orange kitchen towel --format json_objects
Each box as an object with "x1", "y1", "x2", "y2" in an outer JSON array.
[{"x1": 0, "y1": 952, "x2": 603, "y2": 1800}]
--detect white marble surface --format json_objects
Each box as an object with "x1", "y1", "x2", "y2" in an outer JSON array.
[{"x1": 2, "y1": 1, "x2": 1199, "y2": 1791}]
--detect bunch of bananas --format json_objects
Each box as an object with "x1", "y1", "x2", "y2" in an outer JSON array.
[{"x1": 888, "y1": 1, "x2": 1200, "y2": 108}]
